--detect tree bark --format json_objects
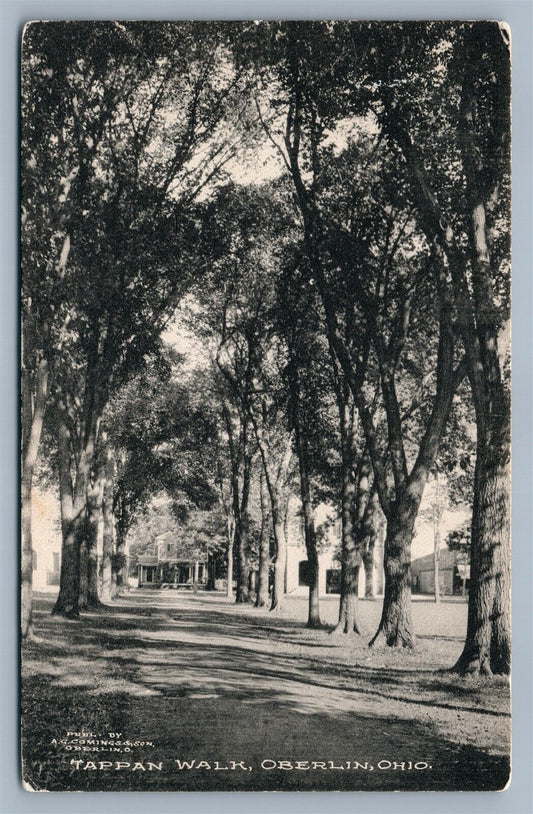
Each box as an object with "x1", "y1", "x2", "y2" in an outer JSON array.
[
  {"x1": 100, "y1": 445, "x2": 114, "y2": 603},
  {"x1": 235, "y1": 512, "x2": 250, "y2": 603},
  {"x1": 264, "y1": 438, "x2": 292, "y2": 613},
  {"x1": 270, "y1": 509, "x2": 287, "y2": 612},
  {"x1": 362, "y1": 490, "x2": 381, "y2": 599},
  {"x1": 248, "y1": 427, "x2": 292, "y2": 613},
  {"x1": 52, "y1": 414, "x2": 83, "y2": 618},
  {"x1": 332, "y1": 402, "x2": 363, "y2": 635},
  {"x1": 379, "y1": 24, "x2": 511, "y2": 672},
  {"x1": 363, "y1": 552, "x2": 374, "y2": 598},
  {"x1": 369, "y1": 511, "x2": 415, "y2": 648},
  {"x1": 78, "y1": 533, "x2": 89, "y2": 611},
  {"x1": 53, "y1": 393, "x2": 99, "y2": 617},
  {"x1": 234, "y1": 452, "x2": 252, "y2": 604},
  {"x1": 303, "y1": 517, "x2": 321, "y2": 628},
  {"x1": 226, "y1": 531, "x2": 234, "y2": 599},
  {"x1": 206, "y1": 551, "x2": 216, "y2": 591},
  {"x1": 256, "y1": 470, "x2": 271, "y2": 607},
  {"x1": 112, "y1": 530, "x2": 128, "y2": 597},
  {"x1": 21, "y1": 358, "x2": 48, "y2": 638},
  {"x1": 453, "y1": 423, "x2": 510, "y2": 675},
  {"x1": 86, "y1": 473, "x2": 104, "y2": 608},
  {"x1": 289, "y1": 359, "x2": 321, "y2": 628}
]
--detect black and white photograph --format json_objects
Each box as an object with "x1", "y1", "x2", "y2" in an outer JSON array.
[{"x1": 20, "y1": 19, "x2": 511, "y2": 793}]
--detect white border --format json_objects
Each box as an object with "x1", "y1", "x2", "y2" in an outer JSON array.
[{"x1": 3, "y1": 3, "x2": 531, "y2": 812}]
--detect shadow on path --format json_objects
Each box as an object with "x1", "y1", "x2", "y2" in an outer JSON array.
[{"x1": 22, "y1": 591, "x2": 510, "y2": 792}]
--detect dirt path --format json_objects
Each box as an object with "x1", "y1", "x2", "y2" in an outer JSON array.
[{"x1": 22, "y1": 590, "x2": 510, "y2": 792}]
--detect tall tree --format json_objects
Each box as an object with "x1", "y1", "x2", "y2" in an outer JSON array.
[
  {"x1": 104, "y1": 355, "x2": 219, "y2": 597},
  {"x1": 255, "y1": 468, "x2": 272, "y2": 607},
  {"x1": 366, "y1": 21, "x2": 510, "y2": 672},
  {"x1": 189, "y1": 182, "x2": 298, "y2": 610},
  {"x1": 248, "y1": 21, "x2": 467, "y2": 646},
  {"x1": 279, "y1": 263, "x2": 338, "y2": 628},
  {"x1": 22, "y1": 21, "x2": 249, "y2": 618}
]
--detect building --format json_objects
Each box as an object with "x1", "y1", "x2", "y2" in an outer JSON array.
[
  {"x1": 284, "y1": 499, "x2": 385, "y2": 598},
  {"x1": 411, "y1": 548, "x2": 469, "y2": 596},
  {"x1": 136, "y1": 532, "x2": 208, "y2": 588},
  {"x1": 29, "y1": 488, "x2": 62, "y2": 593}
]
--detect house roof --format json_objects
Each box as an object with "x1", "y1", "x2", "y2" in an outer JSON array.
[
  {"x1": 137, "y1": 555, "x2": 208, "y2": 566},
  {"x1": 137, "y1": 555, "x2": 158, "y2": 566},
  {"x1": 411, "y1": 548, "x2": 459, "y2": 572}
]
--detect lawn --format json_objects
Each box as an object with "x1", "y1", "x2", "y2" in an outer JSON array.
[{"x1": 21, "y1": 590, "x2": 510, "y2": 792}]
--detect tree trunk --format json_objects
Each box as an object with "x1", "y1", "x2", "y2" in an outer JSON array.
[
  {"x1": 21, "y1": 358, "x2": 48, "y2": 638},
  {"x1": 453, "y1": 423, "x2": 510, "y2": 675},
  {"x1": 206, "y1": 552, "x2": 216, "y2": 590},
  {"x1": 256, "y1": 471, "x2": 271, "y2": 607},
  {"x1": 369, "y1": 512, "x2": 415, "y2": 648},
  {"x1": 52, "y1": 414, "x2": 86, "y2": 618},
  {"x1": 87, "y1": 537, "x2": 100, "y2": 607},
  {"x1": 270, "y1": 511, "x2": 287, "y2": 612},
  {"x1": 52, "y1": 510, "x2": 82, "y2": 618},
  {"x1": 100, "y1": 448, "x2": 114, "y2": 603},
  {"x1": 112, "y1": 531, "x2": 128, "y2": 597},
  {"x1": 86, "y1": 475, "x2": 104, "y2": 608},
  {"x1": 334, "y1": 544, "x2": 362, "y2": 635},
  {"x1": 235, "y1": 512, "x2": 250, "y2": 603},
  {"x1": 53, "y1": 402, "x2": 99, "y2": 617},
  {"x1": 226, "y1": 519, "x2": 234, "y2": 599},
  {"x1": 290, "y1": 364, "x2": 321, "y2": 629},
  {"x1": 362, "y1": 490, "x2": 381, "y2": 599},
  {"x1": 336, "y1": 570, "x2": 361, "y2": 633},
  {"x1": 299, "y1": 485, "x2": 321, "y2": 627},
  {"x1": 332, "y1": 434, "x2": 362, "y2": 635},
  {"x1": 254, "y1": 435, "x2": 292, "y2": 613},
  {"x1": 306, "y1": 544, "x2": 321, "y2": 628},
  {"x1": 363, "y1": 545, "x2": 375, "y2": 598},
  {"x1": 332, "y1": 398, "x2": 365, "y2": 635},
  {"x1": 235, "y1": 457, "x2": 252, "y2": 604},
  {"x1": 78, "y1": 534, "x2": 89, "y2": 611}
]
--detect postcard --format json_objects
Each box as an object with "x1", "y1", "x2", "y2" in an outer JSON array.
[{"x1": 21, "y1": 19, "x2": 511, "y2": 792}]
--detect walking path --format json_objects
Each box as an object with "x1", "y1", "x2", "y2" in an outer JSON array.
[{"x1": 22, "y1": 590, "x2": 510, "y2": 792}]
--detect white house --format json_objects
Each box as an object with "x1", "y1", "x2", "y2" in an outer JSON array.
[
  {"x1": 284, "y1": 497, "x2": 385, "y2": 598},
  {"x1": 29, "y1": 488, "x2": 62, "y2": 593}
]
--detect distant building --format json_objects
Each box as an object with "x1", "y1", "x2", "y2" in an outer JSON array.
[
  {"x1": 411, "y1": 548, "x2": 469, "y2": 596},
  {"x1": 32, "y1": 545, "x2": 61, "y2": 592},
  {"x1": 136, "y1": 532, "x2": 208, "y2": 588},
  {"x1": 29, "y1": 489, "x2": 62, "y2": 593},
  {"x1": 284, "y1": 499, "x2": 385, "y2": 598}
]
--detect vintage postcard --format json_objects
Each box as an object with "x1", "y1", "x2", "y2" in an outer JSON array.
[{"x1": 21, "y1": 20, "x2": 511, "y2": 792}]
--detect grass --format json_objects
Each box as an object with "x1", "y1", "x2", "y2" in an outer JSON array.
[{"x1": 21, "y1": 590, "x2": 510, "y2": 792}]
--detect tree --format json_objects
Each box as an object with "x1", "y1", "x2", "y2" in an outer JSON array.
[
  {"x1": 284, "y1": 306, "x2": 323, "y2": 627},
  {"x1": 249, "y1": 22, "x2": 466, "y2": 647},
  {"x1": 188, "y1": 182, "x2": 298, "y2": 611},
  {"x1": 365, "y1": 22, "x2": 510, "y2": 672},
  {"x1": 104, "y1": 355, "x2": 219, "y2": 598},
  {"x1": 255, "y1": 468, "x2": 272, "y2": 607},
  {"x1": 218, "y1": 390, "x2": 256, "y2": 604},
  {"x1": 22, "y1": 22, "x2": 250, "y2": 619}
]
